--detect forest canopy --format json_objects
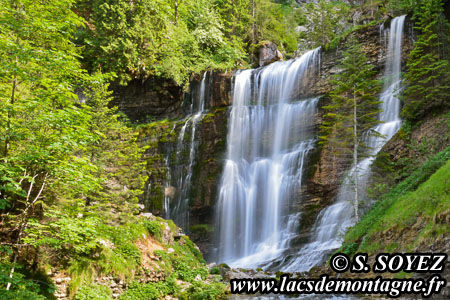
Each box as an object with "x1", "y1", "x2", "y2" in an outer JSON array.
[{"x1": 74, "y1": 0, "x2": 302, "y2": 85}]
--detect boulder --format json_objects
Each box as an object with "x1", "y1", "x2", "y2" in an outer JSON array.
[
  {"x1": 224, "y1": 269, "x2": 250, "y2": 281},
  {"x1": 259, "y1": 42, "x2": 283, "y2": 67}
]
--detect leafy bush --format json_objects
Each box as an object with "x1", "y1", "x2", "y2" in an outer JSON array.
[
  {"x1": 114, "y1": 243, "x2": 141, "y2": 266},
  {"x1": 0, "y1": 263, "x2": 47, "y2": 300},
  {"x1": 179, "y1": 281, "x2": 227, "y2": 300},
  {"x1": 173, "y1": 258, "x2": 208, "y2": 282},
  {"x1": 74, "y1": 284, "x2": 112, "y2": 300},
  {"x1": 119, "y1": 277, "x2": 179, "y2": 300},
  {"x1": 144, "y1": 220, "x2": 163, "y2": 242}
]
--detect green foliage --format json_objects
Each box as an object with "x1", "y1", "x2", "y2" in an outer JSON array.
[
  {"x1": 402, "y1": 0, "x2": 450, "y2": 121},
  {"x1": 119, "y1": 282, "x2": 164, "y2": 300},
  {"x1": 0, "y1": 0, "x2": 102, "y2": 237},
  {"x1": 74, "y1": 284, "x2": 112, "y2": 300},
  {"x1": 252, "y1": 0, "x2": 300, "y2": 53},
  {"x1": 300, "y1": 0, "x2": 350, "y2": 48},
  {"x1": 66, "y1": 219, "x2": 150, "y2": 296},
  {"x1": 189, "y1": 224, "x2": 213, "y2": 235},
  {"x1": 341, "y1": 147, "x2": 450, "y2": 255},
  {"x1": 75, "y1": 0, "x2": 312, "y2": 82},
  {"x1": 340, "y1": 242, "x2": 358, "y2": 256},
  {"x1": 151, "y1": 234, "x2": 207, "y2": 283},
  {"x1": 0, "y1": 262, "x2": 47, "y2": 300},
  {"x1": 179, "y1": 281, "x2": 227, "y2": 300},
  {"x1": 23, "y1": 213, "x2": 102, "y2": 257},
  {"x1": 75, "y1": 0, "x2": 246, "y2": 85},
  {"x1": 119, "y1": 276, "x2": 179, "y2": 300},
  {"x1": 144, "y1": 220, "x2": 164, "y2": 242},
  {"x1": 173, "y1": 257, "x2": 208, "y2": 282},
  {"x1": 81, "y1": 74, "x2": 147, "y2": 223},
  {"x1": 115, "y1": 243, "x2": 141, "y2": 266},
  {"x1": 0, "y1": 3, "x2": 147, "y2": 297},
  {"x1": 179, "y1": 236, "x2": 205, "y2": 263}
]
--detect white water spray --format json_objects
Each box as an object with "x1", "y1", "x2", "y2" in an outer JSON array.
[{"x1": 217, "y1": 48, "x2": 321, "y2": 268}]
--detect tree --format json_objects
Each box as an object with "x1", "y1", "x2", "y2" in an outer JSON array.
[
  {"x1": 301, "y1": 0, "x2": 350, "y2": 48},
  {"x1": 253, "y1": 0, "x2": 299, "y2": 52},
  {"x1": 75, "y1": 0, "x2": 246, "y2": 85},
  {"x1": 320, "y1": 37, "x2": 381, "y2": 222},
  {"x1": 82, "y1": 75, "x2": 146, "y2": 223},
  {"x1": 0, "y1": 0, "x2": 146, "y2": 290},
  {"x1": 401, "y1": 0, "x2": 450, "y2": 121},
  {"x1": 0, "y1": 0, "x2": 100, "y2": 288}
]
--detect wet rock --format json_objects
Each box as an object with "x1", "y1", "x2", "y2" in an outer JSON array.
[
  {"x1": 217, "y1": 263, "x2": 231, "y2": 278},
  {"x1": 224, "y1": 269, "x2": 250, "y2": 281},
  {"x1": 207, "y1": 262, "x2": 217, "y2": 269}
]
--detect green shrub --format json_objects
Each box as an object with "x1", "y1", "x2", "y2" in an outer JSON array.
[
  {"x1": 179, "y1": 281, "x2": 227, "y2": 300},
  {"x1": 74, "y1": 284, "x2": 112, "y2": 300},
  {"x1": 114, "y1": 243, "x2": 141, "y2": 266},
  {"x1": 173, "y1": 258, "x2": 208, "y2": 282},
  {"x1": 341, "y1": 242, "x2": 358, "y2": 256},
  {"x1": 119, "y1": 277, "x2": 179, "y2": 300},
  {"x1": 189, "y1": 224, "x2": 213, "y2": 235},
  {"x1": 0, "y1": 263, "x2": 47, "y2": 300},
  {"x1": 144, "y1": 220, "x2": 164, "y2": 242},
  {"x1": 119, "y1": 282, "x2": 161, "y2": 300}
]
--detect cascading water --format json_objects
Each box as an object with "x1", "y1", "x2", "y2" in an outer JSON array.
[
  {"x1": 216, "y1": 48, "x2": 321, "y2": 268},
  {"x1": 283, "y1": 15, "x2": 406, "y2": 272},
  {"x1": 163, "y1": 72, "x2": 208, "y2": 228}
]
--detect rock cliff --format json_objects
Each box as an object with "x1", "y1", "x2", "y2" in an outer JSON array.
[{"x1": 131, "y1": 19, "x2": 419, "y2": 258}]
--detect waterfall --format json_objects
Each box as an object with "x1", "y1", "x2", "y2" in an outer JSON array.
[
  {"x1": 283, "y1": 15, "x2": 406, "y2": 272},
  {"x1": 163, "y1": 72, "x2": 208, "y2": 228},
  {"x1": 216, "y1": 48, "x2": 321, "y2": 268}
]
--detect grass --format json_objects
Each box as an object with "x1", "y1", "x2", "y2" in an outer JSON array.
[{"x1": 341, "y1": 147, "x2": 450, "y2": 255}]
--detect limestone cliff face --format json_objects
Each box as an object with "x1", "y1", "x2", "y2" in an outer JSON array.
[
  {"x1": 110, "y1": 72, "x2": 232, "y2": 123},
  {"x1": 109, "y1": 77, "x2": 183, "y2": 123},
  {"x1": 137, "y1": 107, "x2": 228, "y2": 259},
  {"x1": 133, "y1": 19, "x2": 418, "y2": 256}
]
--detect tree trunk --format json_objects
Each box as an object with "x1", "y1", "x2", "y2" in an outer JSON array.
[
  {"x1": 4, "y1": 67, "x2": 16, "y2": 159},
  {"x1": 353, "y1": 89, "x2": 359, "y2": 223},
  {"x1": 174, "y1": 0, "x2": 178, "y2": 25}
]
